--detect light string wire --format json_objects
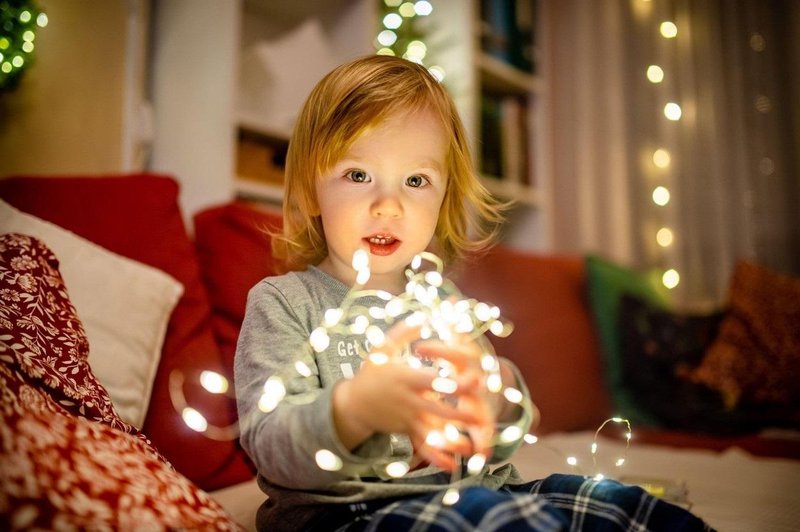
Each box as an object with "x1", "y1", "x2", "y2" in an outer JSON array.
[{"x1": 168, "y1": 250, "x2": 633, "y2": 499}]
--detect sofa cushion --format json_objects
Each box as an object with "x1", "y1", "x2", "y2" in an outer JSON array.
[
  {"x1": 585, "y1": 255, "x2": 669, "y2": 425},
  {"x1": 0, "y1": 199, "x2": 183, "y2": 428},
  {"x1": 687, "y1": 261, "x2": 800, "y2": 424},
  {"x1": 616, "y1": 294, "x2": 769, "y2": 434},
  {"x1": 193, "y1": 201, "x2": 283, "y2": 360},
  {"x1": 0, "y1": 175, "x2": 254, "y2": 490},
  {"x1": 0, "y1": 233, "x2": 239, "y2": 530},
  {"x1": 456, "y1": 247, "x2": 612, "y2": 433}
]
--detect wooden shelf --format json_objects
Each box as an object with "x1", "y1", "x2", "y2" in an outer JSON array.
[
  {"x1": 481, "y1": 176, "x2": 541, "y2": 207},
  {"x1": 234, "y1": 178, "x2": 284, "y2": 204},
  {"x1": 477, "y1": 52, "x2": 541, "y2": 95}
]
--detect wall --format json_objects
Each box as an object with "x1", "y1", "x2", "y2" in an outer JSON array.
[{"x1": 0, "y1": 0, "x2": 147, "y2": 176}]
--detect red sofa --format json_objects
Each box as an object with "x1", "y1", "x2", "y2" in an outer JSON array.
[{"x1": 2, "y1": 174, "x2": 798, "y2": 530}]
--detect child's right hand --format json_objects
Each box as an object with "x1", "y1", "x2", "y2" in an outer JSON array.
[{"x1": 332, "y1": 322, "x2": 494, "y2": 472}]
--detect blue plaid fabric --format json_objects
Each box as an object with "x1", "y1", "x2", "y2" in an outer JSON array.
[{"x1": 310, "y1": 474, "x2": 713, "y2": 531}]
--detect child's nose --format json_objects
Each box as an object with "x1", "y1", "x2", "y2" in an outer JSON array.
[{"x1": 370, "y1": 192, "x2": 403, "y2": 219}]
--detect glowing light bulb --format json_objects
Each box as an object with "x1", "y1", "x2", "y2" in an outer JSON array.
[
  {"x1": 386, "y1": 461, "x2": 410, "y2": 477},
  {"x1": 399, "y1": 2, "x2": 416, "y2": 17},
  {"x1": 365, "y1": 324, "x2": 386, "y2": 347},
  {"x1": 662, "y1": 269, "x2": 680, "y2": 289},
  {"x1": 486, "y1": 373, "x2": 503, "y2": 393},
  {"x1": 37, "y1": 13, "x2": 49, "y2": 27},
  {"x1": 356, "y1": 266, "x2": 371, "y2": 285},
  {"x1": 377, "y1": 47, "x2": 395, "y2": 56},
  {"x1": 467, "y1": 453, "x2": 487, "y2": 475},
  {"x1": 523, "y1": 433, "x2": 538, "y2": 444},
  {"x1": 295, "y1": 360, "x2": 312, "y2": 377},
  {"x1": 415, "y1": 0, "x2": 433, "y2": 16},
  {"x1": 594, "y1": 473, "x2": 605, "y2": 481},
  {"x1": 444, "y1": 423, "x2": 460, "y2": 442},
  {"x1": 324, "y1": 308, "x2": 343, "y2": 327},
  {"x1": 652, "y1": 148, "x2": 671, "y2": 168},
  {"x1": 315, "y1": 449, "x2": 343, "y2": 471},
  {"x1": 377, "y1": 29, "x2": 397, "y2": 47},
  {"x1": 503, "y1": 387, "x2": 523, "y2": 404},
  {"x1": 310, "y1": 327, "x2": 330, "y2": 352},
  {"x1": 500, "y1": 425, "x2": 523, "y2": 443},
  {"x1": 19, "y1": 10, "x2": 32, "y2": 23},
  {"x1": 428, "y1": 65, "x2": 445, "y2": 82},
  {"x1": 664, "y1": 102, "x2": 682, "y2": 121},
  {"x1": 616, "y1": 458, "x2": 626, "y2": 466},
  {"x1": 442, "y1": 488, "x2": 460, "y2": 505},
  {"x1": 660, "y1": 21, "x2": 678, "y2": 38},
  {"x1": 199, "y1": 370, "x2": 229, "y2": 394},
  {"x1": 646, "y1": 65, "x2": 664, "y2": 83},
  {"x1": 351, "y1": 315, "x2": 369, "y2": 334},
  {"x1": 432, "y1": 377, "x2": 458, "y2": 394},
  {"x1": 182, "y1": 407, "x2": 208, "y2": 432},
  {"x1": 566, "y1": 456, "x2": 578, "y2": 466},
  {"x1": 656, "y1": 227, "x2": 674, "y2": 247},
  {"x1": 652, "y1": 186, "x2": 670, "y2": 206},
  {"x1": 424, "y1": 270, "x2": 442, "y2": 287},
  {"x1": 352, "y1": 249, "x2": 369, "y2": 271},
  {"x1": 425, "y1": 430, "x2": 446, "y2": 448},
  {"x1": 383, "y1": 13, "x2": 403, "y2": 29},
  {"x1": 368, "y1": 352, "x2": 390, "y2": 365},
  {"x1": 406, "y1": 40, "x2": 427, "y2": 62}
]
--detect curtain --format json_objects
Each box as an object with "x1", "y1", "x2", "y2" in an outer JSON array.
[{"x1": 543, "y1": 0, "x2": 799, "y2": 307}]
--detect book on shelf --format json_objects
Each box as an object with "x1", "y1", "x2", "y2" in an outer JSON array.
[
  {"x1": 480, "y1": 92, "x2": 531, "y2": 187},
  {"x1": 479, "y1": 0, "x2": 536, "y2": 74}
]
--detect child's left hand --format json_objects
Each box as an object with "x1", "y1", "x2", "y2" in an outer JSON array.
[{"x1": 414, "y1": 336, "x2": 504, "y2": 464}]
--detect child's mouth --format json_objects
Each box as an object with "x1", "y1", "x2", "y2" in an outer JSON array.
[{"x1": 364, "y1": 235, "x2": 401, "y2": 256}]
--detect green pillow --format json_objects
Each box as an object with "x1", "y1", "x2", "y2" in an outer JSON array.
[{"x1": 585, "y1": 255, "x2": 670, "y2": 425}]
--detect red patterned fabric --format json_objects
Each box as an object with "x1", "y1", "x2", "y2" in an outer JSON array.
[
  {"x1": 0, "y1": 234, "x2": 240, "y2": 530},
  {"x1": 0, "y1": 175, "x2": 254, "y2": 490}
]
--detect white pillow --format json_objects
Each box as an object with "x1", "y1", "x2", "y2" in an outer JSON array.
[
  {"x1": 238, "y1": 18, "x2": 339, "y2": 136},
  {"x1": 0, "y1": 199, "x2": 184, "y2": 428}
]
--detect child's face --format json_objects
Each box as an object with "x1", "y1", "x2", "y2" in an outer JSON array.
[{"x1": 315, "y1": 108, "x2": 448, "y2": 292}]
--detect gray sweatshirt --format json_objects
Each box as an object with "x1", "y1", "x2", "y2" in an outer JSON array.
[{"x1": 234, "y1": 266, "x2": 532, "y2": 531}]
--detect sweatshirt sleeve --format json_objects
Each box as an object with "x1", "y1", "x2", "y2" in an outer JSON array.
[{"x1": 234, "y1": 280, "x2": 392, "y2": 490}]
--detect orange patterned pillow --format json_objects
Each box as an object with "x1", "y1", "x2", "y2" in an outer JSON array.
[
  {"x1": 0, "y1": 234, "x2": 240, "y2": 529},
  {"x1": 688, "y1": 261, "x2": 800, "y2": 418}
]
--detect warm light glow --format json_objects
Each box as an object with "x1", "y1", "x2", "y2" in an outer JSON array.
[
  {"x1": 442, "y1": 488, "x2": 460, "y2": 505},
  {"x1": 199, "y1": 371, "x2": 229, "y2": 394},
  {"x1": 523, "y1": 433, "x2": 538, "y2": 444},
  {"x1": 37, "y1": 13, "x2": 49, "y2": 27},
  {"x1": 500, "y1": 425, "x2": 523, "y2": 443},
  {"x1": 415, "y1": 1, "x2": 433, "y2": 16},
  {"x1": 386, "y1": 461, "x2": 410, "y2": 477},
  {"x1": 503, "y1": 387, "x2": 524, "y2": 404},
  {"x1": 19, "y1": 10, "x2": 31, "y2": 23},
  {"x1": 567, "y1": 456, "x2": 578, "y2": 466},
  {"x1": 428, "y1": 65, "x2": 445, "y2": 82},
  {"x1": 377, "y1": 29, "x2": 398, "y2": 47},
  {"x1": 182, "y1": 407, "x2": 208, "y2": 432},
  {"x1": 662, "y1": 269, "x2": 680, "y2": 289},
  {"x1": 749, "y1": 32, "x2": 766, "y2": 52},
  {"x1": 399, "y1": 2, "x2": 416, "y2": 17},
  {"x1": 385, "y1": 0, "x2": 402, "y2": 6},
  {"x1": 656, "y1": 227, "x2": 674, "y2": 247},
  {"x1": 377, "y1": 47, "x2": 396, "y2": 56},
  {"x1": 664, "y1": 102, "x2": 682, "y2": 121},
  {"x1": 652, "y1": 148, "x2": 671, "y2": 168},
  {"x1": 467, "y1": 453, "x2": 487, "y2": 475},
  {"x1": 660, "y1": 21, "x2": 678, "y2": 38},
  {"x1": 646, "y1": 65, "x2": 664, "y2": 83},
  {"x1": 383, "y1": 13, "x2": 403, "y2": 29},
  {"x1": 315, "y1": 449, "x2": 343, "y2": 471},
  {"x1": 294, "y1": 360, "x2": 312, "y2": 377},
  {"x1": 652, "y1": 186, "x2": 671, "y2": 206}
]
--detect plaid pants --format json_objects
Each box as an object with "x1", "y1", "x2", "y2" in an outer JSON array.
[{"x1": 310, "y1": 474, "x2": 712, "y2": 531}]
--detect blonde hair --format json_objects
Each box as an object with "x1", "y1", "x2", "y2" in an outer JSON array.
[{"x1": 273, "y1": 54, "x2": 506, "y2": 271}]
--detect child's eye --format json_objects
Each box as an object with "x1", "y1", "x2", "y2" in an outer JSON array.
[
  {"x1": 406, "y1": 175, "x2": 429, "y2": 188},
  {"x1": 346, "y1": 169, "x2": 370, "y2": 183}
]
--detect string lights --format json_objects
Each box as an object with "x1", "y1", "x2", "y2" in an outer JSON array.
[
  {"x1": 375, "y1": 0, "x2": 445, "y2": 82},
  {"x1": 0, "y1": 0, "x2": 48, "y2": 92},
  {"x1": 169, "y1": 249, "x2": 634, "y2": 496},
  {"x1": 642, "y1": 1, "x2": 682, "y2": 292}
]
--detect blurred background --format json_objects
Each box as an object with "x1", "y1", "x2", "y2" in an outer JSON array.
[{"x1": 1, "y1": 0, "x2": 798, "y2": 307}]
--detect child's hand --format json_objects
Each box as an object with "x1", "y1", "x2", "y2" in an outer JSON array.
[{"x1": 332, "y1": 323, "x2": 492, "y2": 471}]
